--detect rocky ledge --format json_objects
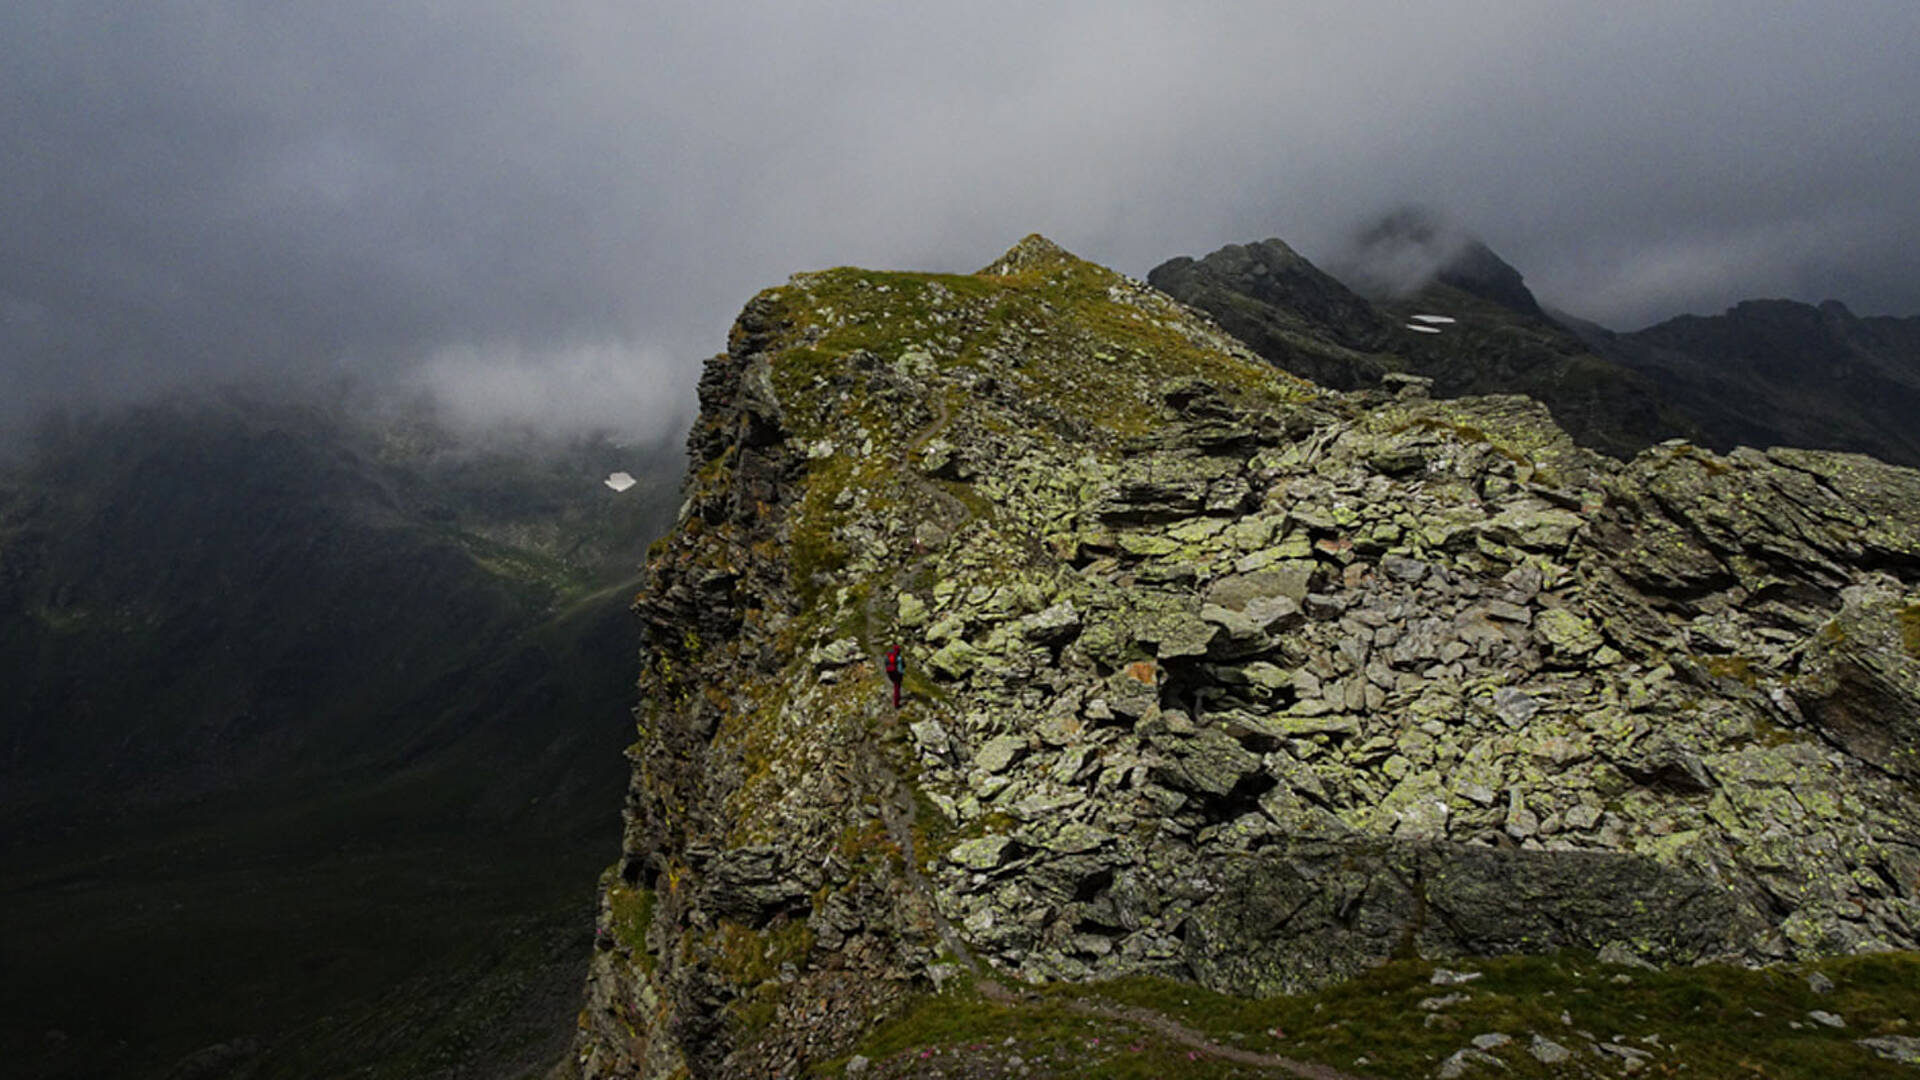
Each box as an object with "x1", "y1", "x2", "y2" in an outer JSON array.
[{"x1": 572, "y1": 237, "x2": 1920, "y2": 1078}]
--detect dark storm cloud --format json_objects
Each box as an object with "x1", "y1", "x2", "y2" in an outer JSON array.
[{"x1": 4, "y1": 3, "x2": 1918, "y2": 435}]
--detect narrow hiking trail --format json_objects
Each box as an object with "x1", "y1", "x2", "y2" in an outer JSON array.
[{"x1": 842, "y1": 387, "x2": 1365, "y2": 1080}]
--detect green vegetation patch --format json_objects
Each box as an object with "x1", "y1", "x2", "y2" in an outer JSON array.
[
  {"x1": 1899, "y1": 603, "x2": 1920, "y2": 659},
  {"x1": 817, "y1": 979, "x2": 1240, "y2": 1080},
  {"x1": 1703, "y1": 653, "x2": 1763, "y2": 687},
  {"x1": 789, "y1": 471, "x2": 854, "y2": 610},
  {"x1": 760, "y1": 242, "x2": 1312, "y2": 450},
  {"x1": 607, "y1": 884, "x2": 657, "y2": 967},
  {"x1": 828, "y1": 951, "x2": 1920, "y2": 1079},
  {"x1": 907, "y1": 786, "x2": 955, "y2": 873},
  {"x1": 708, "y1": 916, "x2": 816, "y2": 989}
]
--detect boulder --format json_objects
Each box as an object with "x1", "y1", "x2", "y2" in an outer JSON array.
[
  {"x1": 1205, "y1": 562, "x2": 1315, "y2": 610},
  {"x1": 1134, "y1": 608, "x2": 1220, "y2": 660},
  {"x1": 950, "y1": 835, "x2": 1018, "y2": 871},
  {"x1": 1020, "y1": 601, "x2": 1083, "y2": 645},
  {"x1": 1182, "y1": 841, "x2": 1745, "y2": 998},
  {"x1": 974, "y1": 735, "x2": 1029, "y2": 775},
  {"x1": 1151, "y1": 728, "x2": 1264, "y2": 799},
  {"x1": 1789, "y1": 586, "x2": 1920, "y2": 779}
]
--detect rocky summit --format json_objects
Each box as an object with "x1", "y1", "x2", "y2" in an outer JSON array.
[{"x1": 572, "y1": 237, "x2": 1920, "y2": 1078}]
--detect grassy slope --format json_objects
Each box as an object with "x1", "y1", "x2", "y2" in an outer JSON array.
[{"x1": 837, "y1": 951, "x2": 1920, "y2": 1079}]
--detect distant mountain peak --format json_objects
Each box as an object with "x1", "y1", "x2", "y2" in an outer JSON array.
[
  {"x1": 1334, "y1": 205, "x2": 1543, "y2": 318},
  {"x1": 1150, "y1": 229, "x2": 1680, "y2": 456},
  {"x1": 980, "y1": 233, "x2": 1079, "y2": 276},
  {"x1": 1146, "y1": 238, "x2": 1392, "y2": 391}
]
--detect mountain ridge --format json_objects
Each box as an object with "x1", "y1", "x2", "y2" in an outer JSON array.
[
  {"x1": 1148, "y1": 237, "x2": 1686, "y2": 459},
  {"x1": 1152, "y1": 228, "x2": 1920, "y2": 468},
  {"x1": 570, "y1": 237, "x2": 1920, "y2": 1078},
  {"x1": 1598, "y1": 298, "x2": 1920, "y2": 467}
]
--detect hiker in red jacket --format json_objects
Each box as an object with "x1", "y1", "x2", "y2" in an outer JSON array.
[{"x1": 885, "y1": 645, "x2": 904, "y2": 708}]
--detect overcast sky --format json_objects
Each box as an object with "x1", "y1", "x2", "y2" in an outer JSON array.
[{"x1": 4, "y1": 2, "x2": 1917, "y2": 437}]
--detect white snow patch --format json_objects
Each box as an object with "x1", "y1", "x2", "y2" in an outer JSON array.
[
  {"x1": 1404, "y1": 323, "x2": 1443, "y2": 334},
  {"x1": 1410, "y1": 314, "x2": 1457, "y2": 324},
  {"x1": 604, "y1": 471, "x2": 636, "y2": 492}
]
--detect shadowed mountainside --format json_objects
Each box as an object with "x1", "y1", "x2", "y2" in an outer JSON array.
[
  {"x1": 1151, "y1": 225, "x2": 1920, "y2": 469},
  {"x1": 0, "y1": 398, "x2": 682, "y2": 1080},
  {"x1": 1149, "y1": 237, "x2": 1686, "y2": 460},
  {"x1": 1588, "y1": 299, "x2": 1920, "y2": 468}
]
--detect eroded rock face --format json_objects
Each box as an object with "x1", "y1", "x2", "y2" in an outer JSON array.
[
  {"x1": 574, "y1": 237, "x2": 1920, "y2": 1078},
  {"x1": 1183, "y1": 841, "x2": 1747, "y2": 997}
]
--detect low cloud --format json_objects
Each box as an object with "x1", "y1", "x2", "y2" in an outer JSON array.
[
  {"x1": 1323, "y1": 207, "x2": 1478, "y2": 299},
  {"x1": 1531, "y1": 211, "x2": 1885, "y2": 330},
  {"x1": 405, "y1": 340, "x2": 689, "y2": 438},
  {"x1": 2, "y1": 3, "x2": 1917, "y2": 438}
]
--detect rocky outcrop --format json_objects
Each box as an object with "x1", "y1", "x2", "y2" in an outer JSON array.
[{"x1": 573, "y1": 237, "x2": 1920, "y2": 1078}]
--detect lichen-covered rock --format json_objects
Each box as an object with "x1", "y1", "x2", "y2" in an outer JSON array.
[
  {"x1": 972, "y1": 734, "x2": 1027, "y2": 775},
  {"x1": 572, "y1": 237, "x2": 1920, "y2": 1079},
  {"x1": 950, "y1": 835, "x2": 1017, "y2": 871},
  {"x1": 1534, "y1": 607, "x2": 1603, "y2": 658},
  {"x1": 1789, "y1": 585, "x2": 1920, "y2": 779}
]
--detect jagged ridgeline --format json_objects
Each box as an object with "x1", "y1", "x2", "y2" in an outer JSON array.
[{"x1": 575, "y1": 236, "x2": 1920, "y2": 1077}]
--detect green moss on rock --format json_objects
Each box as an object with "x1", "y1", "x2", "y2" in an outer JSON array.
[{"x1": 608, "y1": 884, "x2": 657, "y2": 970}]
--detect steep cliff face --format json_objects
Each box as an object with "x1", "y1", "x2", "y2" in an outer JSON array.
[{"x1": 574, "y1": 238, "x2": 1920, "y2": 1078}]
